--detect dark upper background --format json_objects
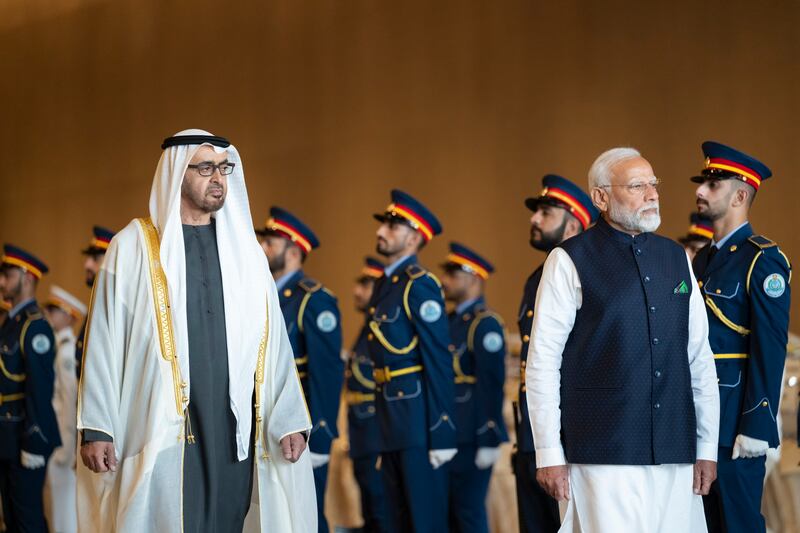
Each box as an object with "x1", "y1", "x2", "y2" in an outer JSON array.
[{"x1": 2, "y1": 0, "x2": 798, "y2": 340}]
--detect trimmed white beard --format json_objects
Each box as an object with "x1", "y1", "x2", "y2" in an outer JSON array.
[{"x1": 610, "y1": 201, "x2": 661, "y2": 234}]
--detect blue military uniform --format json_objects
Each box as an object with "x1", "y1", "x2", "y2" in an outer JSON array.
[
  {"x1": 76, "y1": 225, "x2": 114, "y2": 379},
  {"x1": 690, "y1": 142, "x2": 792, "y2": 533},
  {"x1": 0, "y1": 245, "x2": 60, "y2": 533},
  {"x1": 441, "y1": 243, "x2": 507, "y2": 533},
  {"x1": 514, "y1": 175, "x2": 598, "y2": 533},
  {"x1": 260, "y1": 207, "x2": 343, "y2": 533},
  {"x1": 346, "y1": 258, "x2": 388, "y2": 533},
  {"x1": 368, "y1": 190, "x2": 456, "y2": 533}
]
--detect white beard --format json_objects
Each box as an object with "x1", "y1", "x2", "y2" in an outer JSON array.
[{"x1": 610, "y1": 201, "x2": 661, "y2": 233}]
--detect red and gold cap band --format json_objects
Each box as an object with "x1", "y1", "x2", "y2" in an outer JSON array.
[
  {"x1": 705, "y1": 157, "x2": 762, "y2": 190},
  {"x1": 361, "y1": 266, "x2": 384, "y2": 278},
  {"x1": 2, "y1": 255, "x2": 44, "y2": 279},
  {"x1": 89, "y1": 237, "x2": 111, "y2": 250},
  {"x1": 387, "y1": 203, "x2": 434, "y2": 241},
  {"x1": 446, "y1": 253, "x2": 490, "y2": 280},
  {"x1": 266, "y1": 218, "x2": 313, "y2": 253},
  {"x1": 541, "y1": 187, "x2": 592, "y2": 229},
  {"x1": 688, "y1": 224, "x2": 713, "y2": 239}
]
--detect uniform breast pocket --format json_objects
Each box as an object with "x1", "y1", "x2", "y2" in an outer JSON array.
[
  {"x1": 350, "y1": 403, "x2": 376, "y2": 420},
  {"x1": 704, "y1": 279, "x2": 741, "y2": 301},
  {"x1": 716, "y1": 361, "x2": 742, "y2": 388},
  {"x1": 383, "y1": 377, "x2": 422, "y2": 401}
]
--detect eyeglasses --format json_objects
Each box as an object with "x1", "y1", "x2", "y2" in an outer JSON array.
[
  {"x1": 187, "y1": 162, "x2": 236, "y2": 177},
  {"x1": 599, "y1": 179, "x2": 660, "y2": 196}
]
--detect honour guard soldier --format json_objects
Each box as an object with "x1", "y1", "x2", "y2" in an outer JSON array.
[
  {"x1": 0, "y1": 245, "x2": 61, "y2": 532},
  {"x1": 368, "y1": 190, "x2": 456, "y2": 533},
  {"x1": 76, "y1": 225, "x2": 114, "y2": 378},
  {"x1": 346, "y1": 257, "x2": 389, "y2": 533},
  {"x1": 678, "y1": 213, "x2": 714, "y2": 261},
  {"x1": 440, "y1": 242, "x2": 507, "y2": 533},
  {"x1": 43, "y1": 286, "x2": 86, "y2": 533},
  {"x1": 691, "y1": 141, "x2": 791, "y2": 533},
  {"x1": 257, "y1": 207, "x2": 344, "y2": 533},
  {"x1": 514, "y1": 175, "x2": 598, "y2": 533}
]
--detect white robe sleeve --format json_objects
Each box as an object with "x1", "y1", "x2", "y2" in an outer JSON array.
[
  {"x1": 685, "y1": 253, "x2": 720, "y2": 462},
  {"x1": 525, "y1": 248, "x2": 581, "y2": 468}
]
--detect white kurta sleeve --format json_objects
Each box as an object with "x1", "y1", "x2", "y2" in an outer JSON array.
[
  {"x1": 685, "y1": 253, "x2": 720, "y2": 462},
  {"x1": 525, "y1": 248, "x2": 582, "y2": 468}
]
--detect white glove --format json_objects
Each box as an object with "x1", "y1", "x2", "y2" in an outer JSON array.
[
  {"x1": 21, "y1": 450, "x2": 46, "y2": 469},
  {"x1": 731, "y1": 434, "x2": 769, "y2": 460},
  {"x1": 308, "y1": 451, "x2": 330, "y2": 469},
  {"x1": 474, "y1": 447, "x2": 501, "y2": 470},
  {"x1": 429, "y1": 448, "x2": 457, "y2": 469}
]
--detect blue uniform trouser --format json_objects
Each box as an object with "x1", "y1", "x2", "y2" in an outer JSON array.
[
  {"x1": 447, "y1": 446, "x2": 492, "y2": 533},
  {"x1": 703, "y1": 446, "x2": 767, "y2": 533},
  {"x1": 513, "y1": 451, "x2": 561, "y2": 533},
  {"x1": 353, "y1": 454, "x2": 389, "y2": 533},
  {"x1": 381, "y1": 447, "x2": 449, "y2": 533},
  {"x1": 313, "y1": 463, "x2": 329, "y2": 533},
  {"x1": 0, "y1": 457, "x2": 48, "y2": 533}
]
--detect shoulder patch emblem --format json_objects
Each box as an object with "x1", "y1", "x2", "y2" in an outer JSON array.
[
  {"x1": 482, "y1": 331, "x2": 504, "y2": 353},
  {"x1": 31, "y1": 334, "x2": 51, "y2": 354},
  {"x1": 419, "y1": 300, "x2": 442, "y2": 323},
  {"x1": 763, "y1": 273, "x2": 786, "y2": 298},
  {"x1": 316, "y1": 310, "x2": 338, "y2": 333}
]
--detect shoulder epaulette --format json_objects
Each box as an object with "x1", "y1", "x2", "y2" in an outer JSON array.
[
  {"x1": 298, "y1": 278, "x2": 322, "y2": 293},
  {"x1": 406, "y1": 264, "x2": 427, "y2": 280},
  {"x1": 748, "y1": 235, "x2": 778, "y2": 250},
  {"x1": 475, "y1": 309, "x2": 505, "y2": 328},
  {"x1": 467, "y1": 309, "x2": 505, "y2": 352}
]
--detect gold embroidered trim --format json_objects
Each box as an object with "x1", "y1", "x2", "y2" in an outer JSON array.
[
  {"x1": 138, "y1": 218, "x2": 185, "y2": 417},
  {"x1": 254, "y1": 303, "x2": 269, "y2": 459}
]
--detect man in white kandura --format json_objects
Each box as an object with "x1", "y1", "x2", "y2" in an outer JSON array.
[
  {"x1": 43, "y1": 285, "x2": 86, "y2": 533},
  {"x1": 526, "y1": 147, "x2": 720, "y2": 532},
  {"x1": 77, "y1": 129, "x2": 316, "y2": 532}
]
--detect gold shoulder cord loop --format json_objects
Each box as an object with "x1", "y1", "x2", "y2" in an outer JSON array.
[
  {"x1": 704, "y1": 296, "x2": 751, "y2": 336},
  {"x1": 369, "y1": 321, "x2": 419, "y2": 354},
  {"x1": 297, "y1": 291, "x2": 313, "y2": 333},
  {"x1": 254, "y1": 301, "x2": 270, "y2": 460},
  {"x1": 137, "y1": 218, "x2": 193, "y2": 442},
  {"x1": 350, "y1": 358, "x2": 376, "y2": 390}
]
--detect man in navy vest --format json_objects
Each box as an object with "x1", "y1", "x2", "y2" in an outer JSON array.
[
  {"x1": 689, "y1": 141, "x2": 791, "y2": 533},
  {"x1": 346, "y1": 257, "x2": 388, "y2": 533},
  {"x1": 527, "y1": 147, "x2": 720, "y2": 531},
  {"x1": 440, "y1": 242, "x2": 507, "y2": 533},
  {"x1": 513, "y1": 174, "x2": 597, "y2": 533},
  {"x1": 0, "y1": 245, "x2": 60, "y2": 533},
  {"x1": 257, "y1": 207, "x2": 344, "y2": 533},
  {"x1": 367, "y1": 189, "x2": 456, "y2": 533}
]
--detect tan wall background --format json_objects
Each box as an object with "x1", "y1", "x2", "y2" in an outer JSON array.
[{"x1": 2, "y1": 0, "x2": 799, "y2": 342}]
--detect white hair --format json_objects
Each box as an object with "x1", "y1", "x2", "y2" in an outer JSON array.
[{"x1": 588, "y1": 147, "x2": 642, "y2": 189}]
